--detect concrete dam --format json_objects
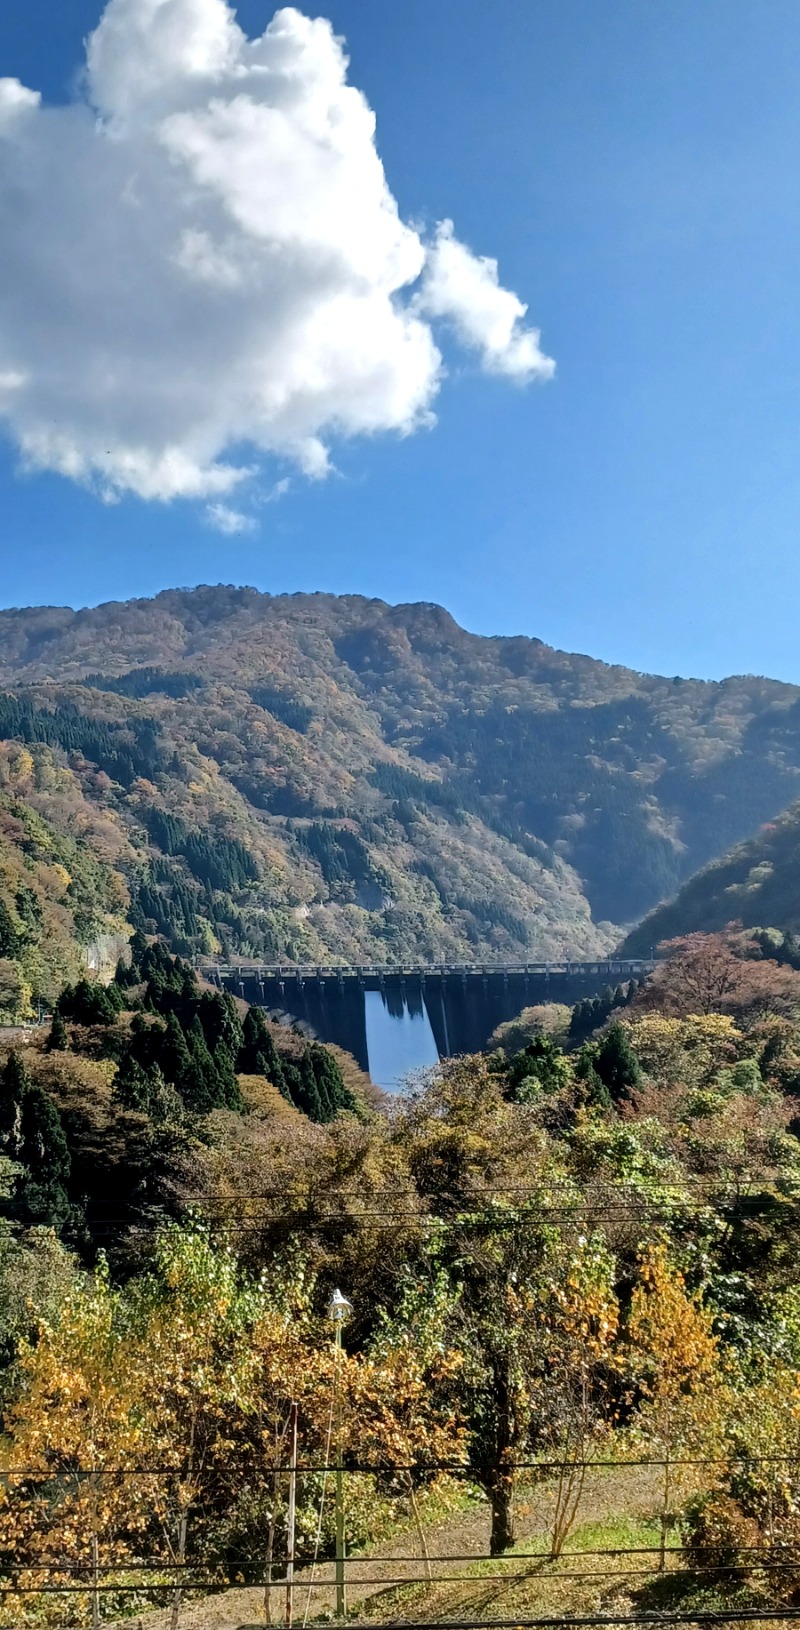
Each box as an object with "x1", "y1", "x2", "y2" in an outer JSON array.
[{"x1": 205, "y1": 960, "x2": 653, "y2": 1087}]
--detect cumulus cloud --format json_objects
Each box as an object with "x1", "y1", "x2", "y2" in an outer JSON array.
[
  {"x1": 418, "y1": 221, "x2": 556, "y2": 383},
  {"x1": 205, "y1": 501, "x2": 257, "y2": 534},
  {"x1": 0, "y1": 1, "x2": 554, "y2": 504}
]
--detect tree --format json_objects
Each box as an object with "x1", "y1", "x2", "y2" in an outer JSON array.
[
  {"x1": 0, "y1": 1258, "x2": 157, "y2": 1629},
  {"x1": 310, "y1": 1043, "x2": 355, "y2": 1117},
  {"x1": 295, "y1": 1050, "x2": 326, "y2": 1122},
  {"x1": 160, "y1": 1011, "x2": 193, "y2": 1094},
  {"x1": 503, "y1": 1034, "x2": 572, "y2": 1101},
  {"x1": 0, "y1": 1052, "x2": 29, "y2": 1159},
  {"x1": 46, "y1": 1012, "x2": 69, "y2": 1053},
  {"x1": 238, "y1": 1005, "x2": 272, "y2": 1073},
  {"x1": 627, "y1": 1243, "x2": 718, "y2": 1568},
  {"x1": 592, "y1": 1021, "x2": 642, "y2": 1102},
  {"x1": 646, "y1": 931, "x2": 800, "y2": 1022},
  {"x1": 10, "y1": 1087, "x2": 73, "y2": 1232},
  {"x1": 57, "y1": 978, "x2": 118, "y2": 1027},
  {"x1": 113, "y1": 1053, "x2": 154, "y2": 1114},
  {"x1": 183, "y1": 1015, "x2": 223, "y2": 1113}
]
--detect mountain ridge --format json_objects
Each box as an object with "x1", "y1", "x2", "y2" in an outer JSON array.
[{"x1": 1, "y1": 584, "x2": 800, "y2": 1004}]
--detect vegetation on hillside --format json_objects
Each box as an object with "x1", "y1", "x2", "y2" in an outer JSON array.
[
  {"x1": 623, "y1": 797, "x2": 800, "y2": 953},
  {"x1": 1, "y1": 587, "x2": 800, "y2": 963},
  {"x1": 0, "y1": 742, "x2": 132, "y2": 1020},
  {"x1": 0, "y1": 930, "x2": 800, "y2": 1623}
]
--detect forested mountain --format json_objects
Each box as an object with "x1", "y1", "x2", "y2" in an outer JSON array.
[
  {"x1": 2, "y1": 584, "x2": 800, "y2": 992},
  {"x1": 622, "y1": 799, "x2": 800, "y2": 953}
]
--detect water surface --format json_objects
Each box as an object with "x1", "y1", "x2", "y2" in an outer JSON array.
[{"x1": 364, "y1": 989, "x2": 440, "y2": 1093}]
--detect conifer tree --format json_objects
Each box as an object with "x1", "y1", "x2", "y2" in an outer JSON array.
[
  {"x1": 113, "y1": 1054, "x2": 153, "y2": 1114},
  {"x1": 239, "y1": 1006, "x2": 271, "y2": 1072},
  {"x1": 184, "y1": 1016, "x2": 222, "y2": 1113},
  {"x1": 161, "y1": 1012, "x2": 193, "y2": 1093},
  {"x1": 281, "y1": 1061, "x2": 303, "y2": 1112},
  {"x1": 198, "y1": 990, "x2": 244, "y2": 1062},
  {"x1": 0, "y1": 898, "x2": 20, "y2": 959},
  {"x1": 212, "y1": 1041, "x2": 243, "y2": 1111},
  {"x1": 17, "y1": 1087, "x2": 71, "y2": 1228},
  {"x1": 296, "y1": 1050, "x2": 326, "y2": 1122},
  {"x1": 593, "y1": 1021, "x2": 642, "y2": 1103},
  {"x1": 310, "y1": 1043, "x2": 354, "y2": 1115},
  {"x1": 0, "y1": 1051, "x2": 29, "y2": 1159},
  {"x1": 46, "y1": 1012, "x2": 69, "y2": 1053}
]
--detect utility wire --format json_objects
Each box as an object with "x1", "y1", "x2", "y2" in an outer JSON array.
[{"x1": 7, "y1": 1451, "x2": 800, "y2": 1477}]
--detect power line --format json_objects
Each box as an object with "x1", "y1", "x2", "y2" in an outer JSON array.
[
  {"x1": 12, "y1": 1541, "x2": 800, "y2": 1570},
  {"x1": 5, "y1": 1451, "x2": 800, "y2": 1477}
]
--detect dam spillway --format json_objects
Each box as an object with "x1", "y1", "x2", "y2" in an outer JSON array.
[{"x1": 204, "y1": 960, "x2": 653, "y2": 1084}]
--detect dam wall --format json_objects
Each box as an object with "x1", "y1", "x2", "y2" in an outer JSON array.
[{"x1": 205, "y1": 961, "x2": 652, "y2": 1077}]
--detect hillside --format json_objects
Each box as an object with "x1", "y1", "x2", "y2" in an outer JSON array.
[
  {"x1": 2, "y1": 586, "x2": 800, "y2": 982},
  {"x1": 0, "y1": 741, "x2": 133, "y2": 1019},
  {"x1": 621, "y1": 800, "x2": 800, "y2": 952}
]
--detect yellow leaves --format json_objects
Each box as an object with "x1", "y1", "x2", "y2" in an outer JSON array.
[{"x1": 630, "y1": 1242, "x2": 716, "y2": 1382}]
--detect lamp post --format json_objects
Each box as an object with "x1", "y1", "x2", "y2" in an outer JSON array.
[{"x1": 327, "y1": 1288, "x2": 352, "y2": 1619}]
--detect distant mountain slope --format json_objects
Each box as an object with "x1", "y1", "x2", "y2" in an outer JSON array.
[
  {"x1": 1, "y1": 585, "x2": 800, "y2": 966},
  {"x1": 0, "y1": 741, "x2": 133, "y2": 1017},
  {"x1": 621, "y1": 803, "x2": 800, "y2": 953}
]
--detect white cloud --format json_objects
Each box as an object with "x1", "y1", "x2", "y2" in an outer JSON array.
[
  {"x1": 418, "y1": 221, "x2": 556, "y2": 382},
  {"x1": 0, "y1": 1, "x2": 554, "y2": 505},
  {"x1": 205, "y1": 500, "x2": 257, "y2": 533}
]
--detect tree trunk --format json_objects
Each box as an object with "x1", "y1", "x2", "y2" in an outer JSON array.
[
  {"x1": 487, "y1": 1362, "x2": 516, "y2": 1556},
  {"x1": 489, "y1": 1474, "x2": 515, "y2": 1556}
]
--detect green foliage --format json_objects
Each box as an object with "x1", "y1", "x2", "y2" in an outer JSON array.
[
  {"x1": 46, "y1": 1013, "x2": 69, "y2": 1053},
  {"x1": 0, "y1": 693, "x2": 161, "y2": 787},
  {"x1": 503, "y1": 1034, "x2": 572, "y2": 1101},
  {"x1": 0, "y1": 1053, "x2": 72, "y2": 1231},
  {"x1": 57, "y1": 978, "x2": 122, "y2": 1026},
  {"x1": 248, "y1": 684, "x2": 313, "y2": 733},
  {"x1": 145, "y1": 808, "x2": 257, "y2": 892},
  {"x1": 82, "y1": 667, "x2": 204, "y2": 699},
  {"x1": 591, "y1": 1021, "x2": 643, "y2": 1102}
]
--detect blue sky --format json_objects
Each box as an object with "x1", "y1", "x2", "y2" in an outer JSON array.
[{"x1": 1, "y1": 0, "x2": 799, "y2": 682}]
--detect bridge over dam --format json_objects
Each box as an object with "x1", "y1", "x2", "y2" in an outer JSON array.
[{"x1": 203, "y1": 959, "x2": 654, "y2": 1082}]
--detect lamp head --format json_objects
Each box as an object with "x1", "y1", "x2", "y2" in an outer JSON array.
[{"x1": 327, "y1": 1288, "x2": 353, "y2": 1324}]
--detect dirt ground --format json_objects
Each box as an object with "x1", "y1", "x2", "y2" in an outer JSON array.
[{"x1": 106, "y1": 1464, "x2": 662, "y2": 1630}]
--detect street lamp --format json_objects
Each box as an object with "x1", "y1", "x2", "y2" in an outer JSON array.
[{"x1": 327, "y1": 1289, "x2": 352, "y2": 1619}]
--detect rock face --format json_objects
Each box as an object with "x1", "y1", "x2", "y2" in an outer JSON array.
[{"x1": 2, "y1": 584, "x2": 800, "y2": 972}]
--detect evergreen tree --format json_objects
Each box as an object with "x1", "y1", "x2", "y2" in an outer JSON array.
[
  {"x1": 574, "y1": 1046, "x2": 612, "y2": 1111},
  {"x1": 212, "y1": 1041, "x2": 243, "y2": 1111},
  {"x1": 295, "y1": 1050, "x2": 326, "y2": 1122},
  {"x1": 161, "y1": 1012, "x2": 193, "y2": 1093},
  {"x1": 113, "y1": 1054, "x2": 153, "y2": 1113},
  {"x1": 16, "y1": 1087, "x2": 71, "y2": 1228},
  {"x1": 310, "y1": 1043, "x2": 354, "y2": 1115},
  {"x1": 281, "y1": 1061, "x2": 303, "y2": 1112},
  {"x1": 46, "y1": 1012, "x2": 69, "y2": 1053},
  {"x1": 145, "y1": 1064, "x2": 184, "y2": 1124},
  {"x1": 58, "y1": 978, "x2": 118, "y2": 1027},
  {"x1": 199, "y1": 991, "x2": 244, "y2": 1060},
  {"x1": 0, "y1": 898, "x2": 20, "y2": 958},
  {"x1": 593, "y1": 1021, "x2": 642, "y2": 1103},
  {"x1": 238, "y1": 1006, "x2": 271, "y2": 1072},
  {"x1": 0, "y1": 1051, "x2": 29, "y2": 1159},
  {"x1": 128, "y1": 928, "x2": 148, "y2": 978},
  {"x1": 505, "y1": 1035, "x2": 570, "y2": 1100},
  {"x1": 183, "y1": 1015, "x2": 223, "y2": 1113}
]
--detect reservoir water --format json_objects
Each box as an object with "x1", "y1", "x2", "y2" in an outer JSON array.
[{"x1": 364, "y1": 988, "x2": 440, "y2": 1093}]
